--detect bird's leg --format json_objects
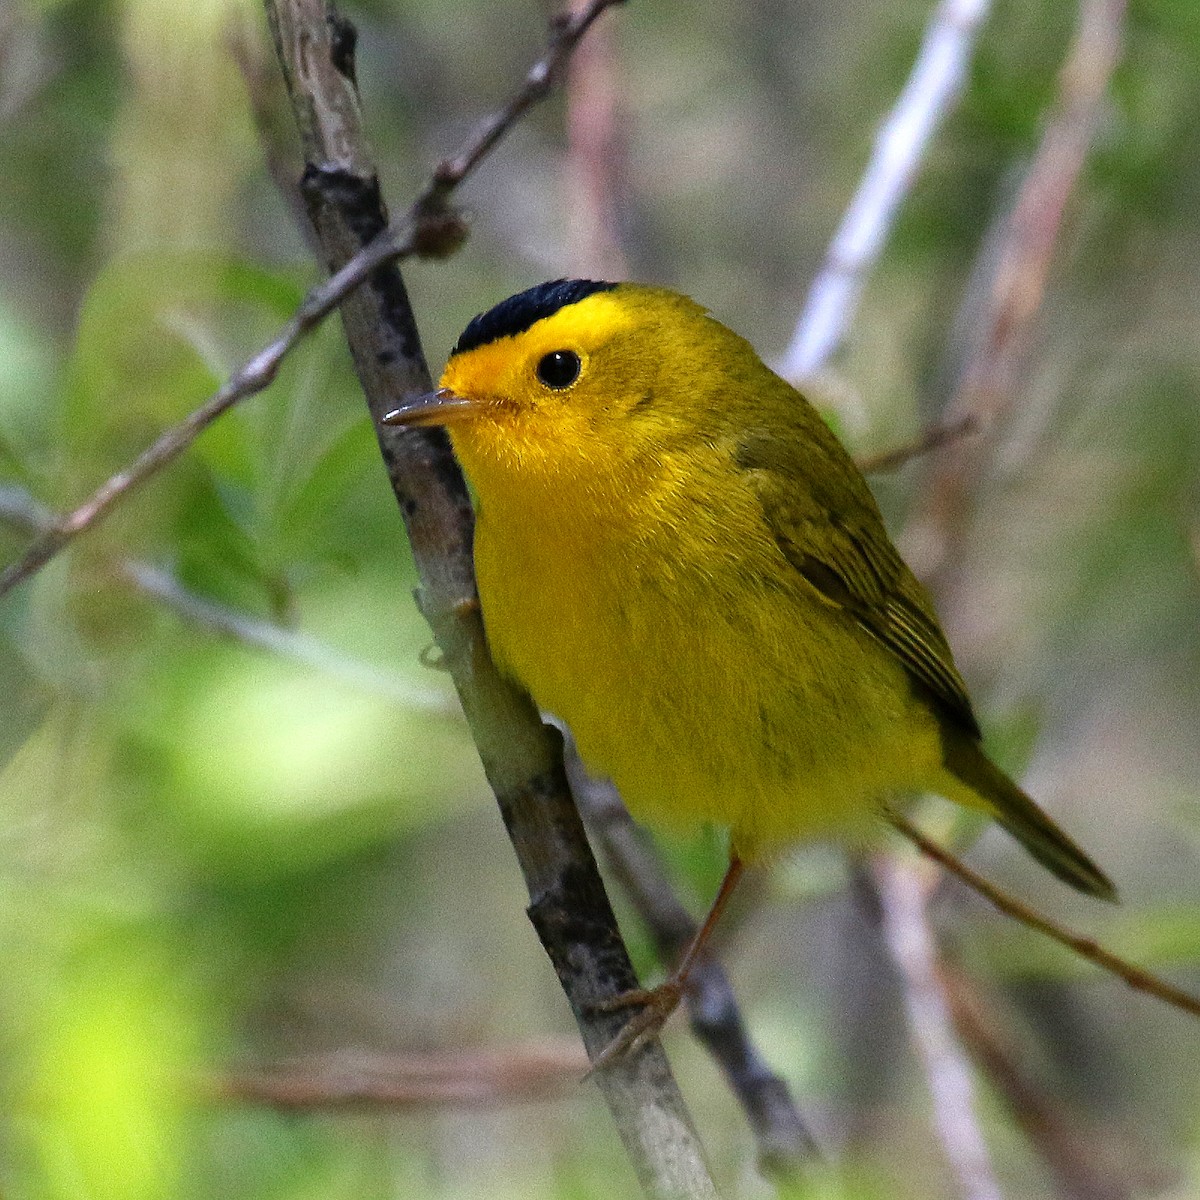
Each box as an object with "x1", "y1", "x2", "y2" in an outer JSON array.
[{"x1": 590, "y1": 854, "x2": 745, "y2": 1068}]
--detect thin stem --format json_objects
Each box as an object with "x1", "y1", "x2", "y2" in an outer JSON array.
[
  {"x1": 779, "y1": 0, "x2": 994, "y2": 379},
  {"x1": 856, "y1": 414, "x2": 978, "y2": 474},
  {"x1": 222, "y1": 1039, "x2": 586, "y2": 1109},
  {"x1": 564, "y1": 0, "x2": 630, "y2": 279},
  {"x1": 0, "y1": 0, "x2": 626, "y2": 604},
  {"x1": 419, "y1": 0, "x2": 624, "y2": 205},
  {"x1": 875, "y1": 857, "x2": 1004, "y2": 1200},
  {"x1": 0, "y1": 484, "x2": 452, "y2": 710},
  {"x1": 909, "y1": 0, "x2": 1129, "y2": 585},
  {"x1": 941, "y1": 962, "x2": 1139, "y2": 1200},
  {"x1": 888, "y1": 812, "x2": 1200, "y2": 1020},
  {"x1": 0, "y1": 221, "x2": 417, "y2": 600},
  {"x1": 571, "y1": 758, "x2": 822, "y2": 1179}
]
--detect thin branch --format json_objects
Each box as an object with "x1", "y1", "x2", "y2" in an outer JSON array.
[
  {"x1": 569, "y1": 752, "x2": 821, "y2": 1181},
  {"x1": 941, "y1": 961, "x2": 1142, "y2": 1200},
  {"x1": 0, "y1": 220, "x2": 422, "y2": 600},
  {"x1": 564, "y1": 0, "x2": 630, "y2": 279},
  {"x1": 909, "y1": 0, "x2": 1128, "y2": 584},
  {"x1": 856, "y1": 414, "x2": 979, "y2": 474},
  {"x1": 888, "y1": 812, "x2": 1200, "y2": 1020},
  {"x1": 779, "y1": 0, "x2": 994, "y2": 380},
  {"x1": 223, "y1": 1040, "x2": 587, "y2": 1109},
  {"x1": 417, "y1": 0, "x2": 621, "y2": 209},
  {"x1": 226, "y1": 19, "x2": 314, "y2": 245},
  {"x1": 0, "y1": 485, "x2": 453, "y2": 710},
  {"x1": 263, "y1": 3, "x2": 717, "y2": 1198},
  {"x1": 874, "y1": 857, "x2": 1004, "y2": 1200},
  {"x1": 0, "y1": 0, "x2": 624, "y2": 604},
  {"x1": 123, "y1": 562, "x2": 454, "y2": 710},
  {"x1": 868, "y1": 843, "x2": 1144, "y2": 1199}
]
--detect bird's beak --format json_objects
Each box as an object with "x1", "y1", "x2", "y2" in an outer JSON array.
[{"x1": 382, "y1": 387, "x2": 477, "y2": 428}]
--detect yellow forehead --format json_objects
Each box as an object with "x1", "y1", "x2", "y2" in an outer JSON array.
[{"x1": 440, "y1": 288, "x2": 639, "y2": 394}]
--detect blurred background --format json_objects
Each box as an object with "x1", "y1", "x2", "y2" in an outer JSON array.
[{"x1": 1, "y1": 0, "x2": 1199, "y2": 1196}]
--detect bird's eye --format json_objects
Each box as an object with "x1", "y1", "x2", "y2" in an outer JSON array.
[{"x1": 535, "y1": 350, "x2": 582, "y2": 390}]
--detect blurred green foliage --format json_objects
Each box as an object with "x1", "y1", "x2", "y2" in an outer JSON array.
[{"x1": 1, "y1": 0, "x2": 1199, "y2": 1197}]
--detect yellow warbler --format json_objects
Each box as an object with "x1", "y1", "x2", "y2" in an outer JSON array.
[{"x1": 385, "y1": 280, "x2": 1114, "y2": 1051}]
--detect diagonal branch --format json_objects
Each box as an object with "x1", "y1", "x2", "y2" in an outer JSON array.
[
  {"x1": 856, "y1": 414, "x2": 978, "y2": 474},
  {"x1": 417, "y1": 0, "x2": 619, "y2": 209},
  {"x1": 874, "y1": 856, "x2": 1004, "y2": 1200},
  {"x1": 0, "y1": 0, "x2": 623, "y2": 604},
  {"x1": 941, "y1": 961, "x2": 1143, "y2": 1200},
  {"x1": 570, "y1": 754, "x2": 821, "y2": 1181},
  {"x1": 0, "y1": 217, "x2": 422, "y2": 600},
  {"x1": 888, "y1": 812, "x2": 1200, "y2": 1020},
  {"x1": 909, "y1": 0, "x2": 1129, "y2": 585},
  {"x1": 262, "y1": 2, "x2": 717, "y2": 1198},
  {"x1": 0, "y1": 484, "x2": 452, "y2": 710},
  {"x1": 779, "y1": 0, "x2": 994, "y2": 379}
]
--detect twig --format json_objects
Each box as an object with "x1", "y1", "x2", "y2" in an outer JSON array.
[
  {"x1": 941, "y1": 961, "x2": 1141, "y2": 1200},
  {"x1": 123, "y1": 562, "x2": 453, "y2": 710},
  {"x1": 874, "y1": 857, "x2": 1004, "y2": 1200},
  {"x1": 856, "y1": 414, "x2": 978, "y2": 474},
  {"x1": 0, "y1": 0, "x2": 624, "y2": 604},
  {"x1": 570, "y1": 753, "x2": 821, "y2": 1181},
  {"x1": 416, "y1": 0, "x2": 621, "y2": 212},
  {"x1": 888, "y1": 812, "x2": 1200, "y2": 1020},
  {"x1": 223, "y1": 1040, "x2": 586, "y2": 1109},
  {"x1": 909, "y1": 0, "x2": 1128, "y2": 584},
  {"x1": 264, "y1": 3, "x2": 717, "y2": 1198},
  {"x1": 778, "y1": 0, "x2": 994, "y2": 380},
  {"x1": 0, "y1": 485, "x2": 453, "y2": 709},
  {"x1": 564, "y1": 0, "x2": 630, "y2": 279},
  {"x1": 226, "y1": 18, "x2": 313, "y2": 245},
  {"x1": 0, "y1": 219, "x2": 421, "y2": 601}
]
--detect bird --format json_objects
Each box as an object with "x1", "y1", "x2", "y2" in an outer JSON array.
[{"x1": 383, "y1": 279, "x2": 1115, "y2": 1059}]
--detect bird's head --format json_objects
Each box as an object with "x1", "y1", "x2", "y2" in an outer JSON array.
[{"x1": 384, "y1": 280, "x2": 757, "y2": 487}]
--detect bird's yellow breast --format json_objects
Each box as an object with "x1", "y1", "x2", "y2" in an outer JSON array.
[{"x1": 458, "y1": 429, "x2": 943, "y2": 861}]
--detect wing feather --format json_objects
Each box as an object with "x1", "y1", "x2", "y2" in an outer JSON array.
[{"x1": 736, "y1": 423, "x2": 980, "y2": 738}]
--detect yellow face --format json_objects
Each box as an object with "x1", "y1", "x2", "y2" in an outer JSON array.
[
  {"x1": 430, "y1": 285, "x2": 725, "y2": 483},
  {"x1": 442, "y1": 288, "x2": 635, "y2": 413}
]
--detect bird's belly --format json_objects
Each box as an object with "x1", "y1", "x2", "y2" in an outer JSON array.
[{"x1": 474, "y1": 515, "x2": 943, "y2": 861}]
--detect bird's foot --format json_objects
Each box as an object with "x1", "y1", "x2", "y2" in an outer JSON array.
[{"x1": 588, "y1": 977, "x2": 686, "y2": 1071}]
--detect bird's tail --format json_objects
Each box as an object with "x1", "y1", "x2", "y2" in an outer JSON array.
[{"x1": 940, "y1": 733, "x2": 1117, "y2": 901}]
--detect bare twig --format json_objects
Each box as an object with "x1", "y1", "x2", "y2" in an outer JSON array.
[
  {"x1": 909, "y1": 0, "x2": 1128, "y2": 583},
  {"x1": 779, "y1": 0, "x2": 994, "y2": 380},
  {"x1": 264, "y1": 3, "x2": 717, "y2": 1197},
  {"x1": 942, "y1": 962, "x2": 1143, "y2": 1200},
  {"x1": 417, "y1": 0, "x2": 622, "y2": 212},
  {"x1": 571, "y1": 755, "x2": 821, "y2": 1181},
  {"x1": 888, "y1": 813, "x2": 1200, "y2": 1020},
  {"x1": 564, "y1": 0, "x2": 630, "y2": 279},
  {"x1": 227, "y1": 19, "x2": 313, "y2": 243},
  {"x1": 0, "y1": 0, "x2": 625, "y2": 604},
  {"x1": 0, "y1": 485, "x2": 453, "y2": 708},
  {"x1": 856, "y1": 414, "x2": 979, "y2": 474},
  {"x1": 874, "y1": 857, "x2": 1004, "y2": 1200},
  {"x1": 0, "y1": 220, "x2": 421, "y2": 600},
  {"x1": 223, "y1": 1040, "x2": 587, "y2": 1109},
  {"x1": 126, "y1": 562, "x2": 454, "y2": 710}
]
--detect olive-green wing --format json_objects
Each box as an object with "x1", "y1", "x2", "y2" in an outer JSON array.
[{"x1": 736, "y1": 423, "x2": 980, "y2": 738}]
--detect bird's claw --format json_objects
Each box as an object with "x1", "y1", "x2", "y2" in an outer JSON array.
[{"x1": 587, "y1": 978, "x2": 686, "y2": 1072}]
